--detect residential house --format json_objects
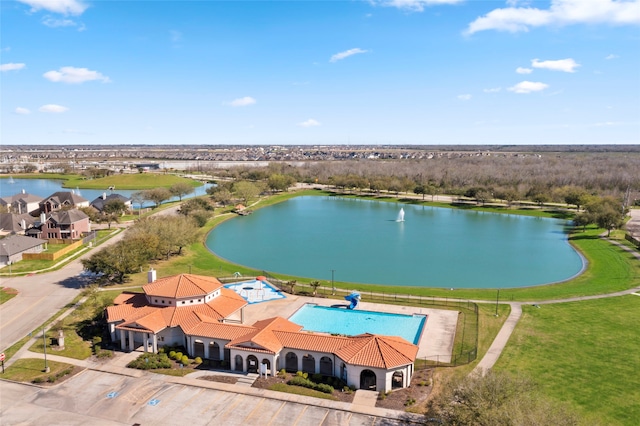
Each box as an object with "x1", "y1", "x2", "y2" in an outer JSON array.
[
  {"x1": 0, "y1": 212, "x2": 36, "y2": 236},
  {"x1": 0, "y1": 190, "x2": 44, "y2": 214},
  {"x1": 39, "y1": 191, "x2": 89, "y2": 213},
  {"x1": 27, "y1": 210, "x2": 91, "y2": 240},
  {"x1": 90, "y1": 193, "x2": 132, "y2": 213},
  {"x1": 106, "y1": 273, "x2": 419, "y2": 392},
  {"x1": 0, "y1": 234, "x2": 47, "y2": 266}
]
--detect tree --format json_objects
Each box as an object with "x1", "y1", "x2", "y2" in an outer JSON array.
[
  {"x1": 267, "y1": 173, "x2": 296, "y2": 193},
  {"x1": 584, "y1": 196, "x2": 626, "y2": 236},
  {"x1": 287, "y1": 280, "x2": 297, "y2": 294},
  {"x1": 102, "y1": 199, "x2": 127, "y2": 229},
  {"x1": 426, "y1": 370, "x2": 578, "y2": 426},
  {"x1": 130, "y1": 191, "x2": 147, "y2": 216},
  {"x1": 169, "y1": 182, "x2": 194, "y2": 201},
  {"x1": 562, "y1": 186, "x2": 591, "y2": 211},
  {"x1": 179, "y1": 197, "x2": 214, "y2": 216},
  {"x1": 81, "y1": 241, "x2": 143, "y2": 284},
  {"x1": 414, "y1": 184, "x2": 427, "y2": 200},
  {"x1": 23, "y1": 163, "x2": 37, "y2": 173},
  {"x1": 309, "y1": 281, "x2": 321, "y2": 296},
  {"x1": 132, "y1": 216, "x2": 199, "y2": 259},
  {"x1": 233, "y1": 180, "x2": 261, "y2": 205},
  {"x1": 143, "y1": 187, "x2": 172, "y2": 208},
  {"x1": 210, "y1": 188, "x2": 232, "y2": 206}
]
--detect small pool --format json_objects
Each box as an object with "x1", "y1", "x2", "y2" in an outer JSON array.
[
  {"x1": 288, "y1": 304, "x2": 426, "y2": 344},
  {"x1": 224, "y1": 279, "x2": 285, "y2": 304}
]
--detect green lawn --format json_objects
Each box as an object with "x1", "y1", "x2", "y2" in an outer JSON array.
[
  {"x1": 496, "y1": 296, "x2": 640, "y2": 425},
  {"x1": 64, "y1": 173, "x2": 202, "y2": 189},
  {"x1": 0, "y1": 287, "x2": 18, "y2": 304},
  {"x1": 1, "y1": 358, "x2": 78, "y2": 384}
]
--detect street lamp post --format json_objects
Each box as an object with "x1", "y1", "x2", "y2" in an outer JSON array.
[
  {"x1": 495, "y1": 289, "x2": 500, "y2": 317},
  {"x1": 331, "y1": 269, "x2": 335, "y2": 295},
  {"x1": 43, "y1": 326, "x2": 50, "y2": 373}
]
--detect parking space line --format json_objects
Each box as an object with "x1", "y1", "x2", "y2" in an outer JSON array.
[
  {"x1": 244, "y1": 398, "x2": 265, "y2": 421},
  {"x1": 292, "y1": 405, "x2": 308, "y2": 425},
  {"x1": 266, "y1": 401, "x2": 287, "y2": 426}
]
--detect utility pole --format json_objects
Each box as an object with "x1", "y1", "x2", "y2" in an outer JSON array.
[
  {"x1": 331, "y1": 269, "x2": 335, "y2": 295},
  {"x1": 495, "y1": 289, "x2": 500, "y2": 317},
  {"x1": 43, "y1": 326, "x2": 50, "y2": 373}
]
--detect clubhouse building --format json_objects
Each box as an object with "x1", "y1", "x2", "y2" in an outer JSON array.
[{"x1": 106, "y1": 273, "x2": 419, "y2": 392}]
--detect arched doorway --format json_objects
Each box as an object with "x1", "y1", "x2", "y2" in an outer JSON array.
[
  {"x1": 360, "y1": 370, "x2": 377, "y2": 391},
  {"x1": 320, "y1": 356, "x2": 333, "y2": 376},
  {"x1": 340, "y1": 363, "x2": 347, "y2": 382},
  {"x1": 261, "y1": 359, "x2": 271, "y2": 376},
  {"x1": 285, "y1": 352, "x2": 298, "y2": 372},
  {"x1": 234, "y1": 355, "x2": 243, "y2": 372},
  {"x1": 302, "y1": 354, "x2": 315, "y2": 374},
  {"x1": 247, "y1": 355, "x2": 259, "y2": 373},
  {"x1": 392, "y1": 371, "x2": 404, "y2": 389},
  {"x1": 209, "y1": 342, "x2": 220, "y2": 360}
]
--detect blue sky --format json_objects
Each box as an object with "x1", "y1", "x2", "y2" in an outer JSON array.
[{"x1": 1, "y1": 0, "x2": 639, "y2": 145}]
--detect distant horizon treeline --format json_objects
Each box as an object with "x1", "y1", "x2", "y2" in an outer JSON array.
[{"x1": 209, "y1": 152, "x2": 640, "y2": 204}]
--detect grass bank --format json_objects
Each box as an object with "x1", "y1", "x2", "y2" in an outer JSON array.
[
  {"x1": 0, "y1": 287, "x2": 18, "y2": 304},
  {"x1": 64, "y1": 173, "x2": 202, "y2": 190},
  {"x1": 496, "y1": 296, "x2": 640, "y2": 425},
  {"x1": 1, "y1": 358, "x2": 80, "y2": 384}
]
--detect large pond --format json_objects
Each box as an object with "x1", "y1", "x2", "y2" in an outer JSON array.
[
  {"x1": 0, "y1": 177, "x2": 213, "y2": 208},
  {"x1": 206, "y1": 196, "x2": 584, "y2": 289}
]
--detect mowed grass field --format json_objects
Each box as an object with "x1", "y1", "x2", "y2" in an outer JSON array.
[
  {"x1": 66, "y1": 173, "x2": 202, "y2": 189},
  {"x1": 496, "y1": 296, "x2": 640, "y2": 425}
]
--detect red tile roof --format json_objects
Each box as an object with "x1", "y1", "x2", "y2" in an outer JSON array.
[
  {"x1": 335, "y1": 334, "x2": 419, "y2": 369},
  {"x1": 226, "y1": 317, "x2": 303, "y2": 354},
  {"x1": 143, "y1": 274, "x2": 224, "y2": 298}
]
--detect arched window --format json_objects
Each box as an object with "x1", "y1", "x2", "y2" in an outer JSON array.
[
  {"x1": 319, "y1": 356, "x2": 333, "y2": 376},
  {"x1": 392, "y1": 371, "x2": 404, "y2": 389},
  {"x1": 302, "y1": 354, "x2": 315, "y2": 374},
  {"x1": 247, "y1": 355, "x2": 259, "y2": 373},
  {"x1": 360, "y1": 370, "x2": 377, "y2": 391},
  {"x1": 285, "y1": 352, "x2": 298, "y2": 372}
]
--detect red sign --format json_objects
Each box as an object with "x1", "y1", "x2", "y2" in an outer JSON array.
[{"x1": 0, "y1": 353, "x2": 5, "y2": 362}]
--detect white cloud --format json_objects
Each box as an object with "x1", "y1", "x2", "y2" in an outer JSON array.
[
  {"x1": 508, "y1": 81, "x2": 549, "y2": 94},
  {"x1": 330, "y1": 48, "x2": 369, "y2": 63},
  {"x1": 298, "y1": 119, "x2": 321, "y2": 127},
  {"x1": 42, "y1": 16, "x2": 84, "y2": 30},
  {"x1": 39, "y1": 104, "x2": 69, "y2": 113},
  {"x1": 605, "y1": 53, "x2": 619, "y2": 59},
  {"x1": 15, "y1": 107, "x2": 31, "y2": 115},
  {"x1": 43, "y1": 66, "x2": 110, "y2": 83},
  {"x1": 516, "y1": 67, "x2": 533, "y2": 74},
  {"x1": 18, "y1": 0, "x2": 88, "y2": 15},
  {"x1": 532, "y1": 58, "x2": 580, "y2": 72},
  {"x1": 466, "y1": 0, "x2": 640, "y2": 34},
  {"x1": 1, "y1": 63, "x2": 26, "y2": 71},
  {"x1": 229, "y1": 96, "x2": 256, "y2": 107},
  {"x1": 483, "y1": 87, "x2": 501, "y2": 93},
  {"x1": 376, "y1": 0, "x2": 463, "y2": 12},
  {"x1": 457, "y1": 94, "x2": 472, "y2": 100}
]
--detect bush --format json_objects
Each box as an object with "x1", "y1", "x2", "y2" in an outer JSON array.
[
  {"x1": 315, "y1": 383, "x2": 334, "y2": 394},
  {"x1": 127, "y1": 353, "x2": 172, "y2": 370},
  {"x1": 194, "y1": 357, "x2": 202, "y2": 364},
  {"x1": 278, "y1": 369, "x2": 286, "y2": 377},
  {"x1": 311, "y1": 373, "x2": 322, "y2": 383},
  {"x1": 173, "y1": 352, "x2": 183, "y2": 361},
  {"x1": 181, "y1": 355, "x2": 189, "y2": 365},
  {"x1": 32, "y1": 377, "x2": 45, "y2": 384},
  {"x1": 96, "y1": 349, "x2": 114, "y2": 359}
]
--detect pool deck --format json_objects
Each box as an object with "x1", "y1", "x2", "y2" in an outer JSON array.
[{"x1": 242, "y1": 293, "x2": 458, "y2": 363}]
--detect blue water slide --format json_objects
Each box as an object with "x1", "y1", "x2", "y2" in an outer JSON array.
[{"x1": 344, "y1": 292, "x2": 361, "y2": 310}]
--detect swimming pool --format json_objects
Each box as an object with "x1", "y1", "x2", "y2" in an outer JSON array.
[
  {"x1": 288, "y1": 304, "x2": 426, "y2": 345},
  {"x1": 224, "y1": 279, "x2": 285, "y2": 304}
]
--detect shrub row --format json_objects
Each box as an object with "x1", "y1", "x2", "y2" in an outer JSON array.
[
  {"x1": 287, "y1": 375, "x2": 334, "y2": 394},
  {"x1": 127, "y1": 353, "x2": 171, "y2": 370},
  {"x1": 32, "y1": 368, "x2": 73, "y2": 384}
]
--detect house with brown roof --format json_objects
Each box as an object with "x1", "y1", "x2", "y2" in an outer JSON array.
[
  {"x1": 0, "y1": 212, "x2": 36, "y2": 236},
  {"x1": 0, "y1": 190, "x2": 44, "y2": 214},
  {"x1": 39, "y1": 191, "x2": 89, "y2": 213},
  {"x1": 27, "y1": 210, "x2": 90, "y2": 240},
  {"x1": 1, "y1": 234, "x2": 48, "y2": 266},
  {"x1": 105, "y1": 272, "x2": 419, "y2": 392}
]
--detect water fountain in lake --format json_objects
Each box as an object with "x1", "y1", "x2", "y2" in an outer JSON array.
[
  {"x1": 396, "y1": 208, "x2": 405, "y2": 222},
  {"x1": 8, "y1": 176, "x2": 14, "y2": 184}
]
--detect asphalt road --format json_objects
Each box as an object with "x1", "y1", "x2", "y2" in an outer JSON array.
[{"x1": 0, "y1": 229, "x2": 126, "y2": 353}]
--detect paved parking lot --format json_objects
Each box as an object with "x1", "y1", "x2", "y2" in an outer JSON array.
[{"x1": 1, "y1": 370, "x2": 422, "y2": 425}]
